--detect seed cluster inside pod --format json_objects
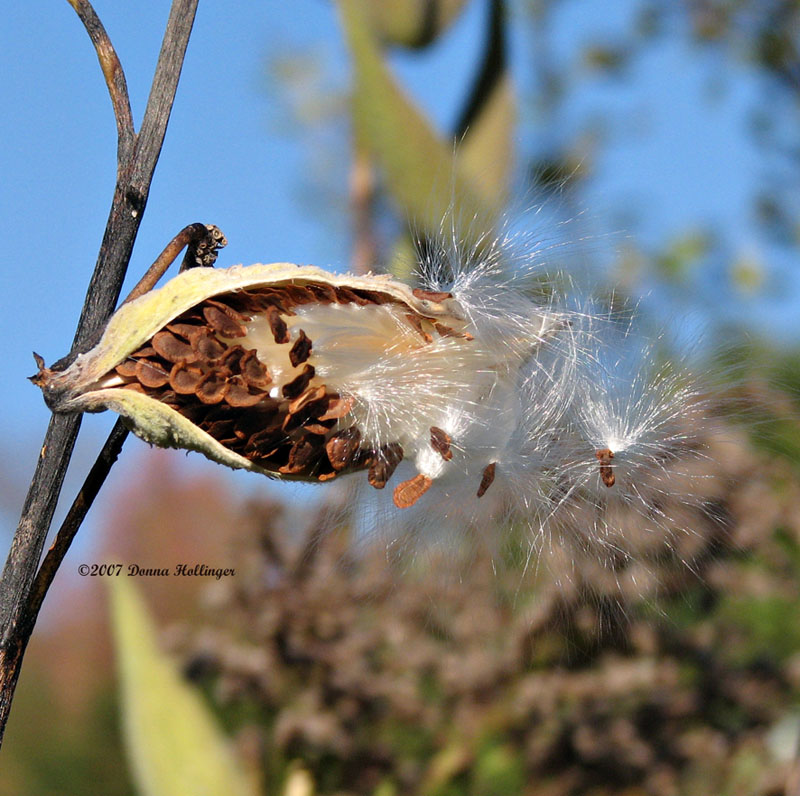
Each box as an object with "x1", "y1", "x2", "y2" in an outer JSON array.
[{"x1": 103, "y1": 280, "x2": 470, "y2": 505}]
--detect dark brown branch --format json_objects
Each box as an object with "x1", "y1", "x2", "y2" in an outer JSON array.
[
  {"x1": 134, "y1": 1, "x2": 199, "y2": 199},
  {"x1": 67, "y1": 0, "x2": 135, "y2": 164},
  {"x1": 27, "y1": 420, "x2": 130, "y2": 631},
  {"x1": 0, "y1": 413, "x2": 82, "y2": 737},
  {"x1": 0, "y1": 0, "x2": 200, "y2": 748}
]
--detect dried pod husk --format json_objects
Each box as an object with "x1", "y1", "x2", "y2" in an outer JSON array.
[{"x1": 33, "y1": 263, "x2": 481, "y2": 487}]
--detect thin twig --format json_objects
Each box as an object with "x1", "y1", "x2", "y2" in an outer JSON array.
[
  {"x1": 124, "y1": 223, "x2": 226, "y2": 304},
  {"x1": 27, "y1": 420, "x2": 130, "y2": 627},
  {"x1": 67, "y1": 0, "x2": 136, "y2": 164},
  {"x1": 0, "y1": 0, "x2": 200, "y2": 747},
  {"x1": 134, "y1": 1, "x2": 199, "y2": 199},
  {"x1": 72, "y1": 0, "x2": 200, "y2": 352}
]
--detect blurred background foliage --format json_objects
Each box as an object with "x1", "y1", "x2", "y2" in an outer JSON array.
[{"x1": 3, "y1": 0, "x2": 800, "y2": 794}]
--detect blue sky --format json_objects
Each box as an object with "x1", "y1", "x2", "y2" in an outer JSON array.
[{"x1": 2, "y1": 0, "x2": 798, "y2": 560}]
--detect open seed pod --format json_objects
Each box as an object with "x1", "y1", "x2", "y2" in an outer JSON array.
[{"x1": 37, "y1": 262, "x2": 552, "y2": 506}]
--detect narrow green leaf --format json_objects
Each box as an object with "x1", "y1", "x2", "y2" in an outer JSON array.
[
  {"x1": 458, "y1": 72, "x2": 515, "y2": 207},
  {"x1": 364, "y1": 0, "x2": 467, "y2": 49},
  {"x1": 109, "y1": 577, "x2": 256, "y2": 796},
  {"x1": 455, "y1": 0, "x2": 515, "y2": 208},
  {"x1": 338, "y1": 0, "x2": 497, "y2": 243}
]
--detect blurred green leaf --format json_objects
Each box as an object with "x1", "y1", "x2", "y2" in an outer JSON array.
[
  {"x1": 582, "y1": 43, "x2": 630, "y2": 74},
  {"x1": 459, "y1": 72, "x2": 515, "y2": 207},
  {"x1": 654, "y1": 230, "x2": 712, "y2": 282},
  {"x1": 455, "y1": 0, "x2": 515, "y2": 208},
  {"x1": 109, "y1": 577, "x2": 256, "y2": 796},
  {"x1": 372, "y1": 779, "x2": 399, "y2": 796},
  {"x1": 718, "y1": 593, "x2": 800, "y2": 665},
  {"x1": 729, "y1": 253, "x2": 764, "y2": 294},
  {"x1": 338, "y1": 0, "x2": 497, "y2": 249},
  {"x1": 365, "y1": 0, "x2": 468, "y2": 48},
  {"x1": 419, "y1": 742, "x2": 470, "y2": 796},
  {"x1": 471, "y1": 742, "x2": 525, "y2": 796}
]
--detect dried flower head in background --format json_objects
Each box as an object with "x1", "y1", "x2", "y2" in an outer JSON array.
[{"x1": 176, "y1": 417, "x2": 793, "y2": 796}]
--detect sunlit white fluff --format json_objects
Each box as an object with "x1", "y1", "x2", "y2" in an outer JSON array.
[{"x1": 334, "y1": 215, "x2": 709, "y2": 575}]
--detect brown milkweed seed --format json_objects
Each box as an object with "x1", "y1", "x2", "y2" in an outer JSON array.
[
  {"x1": 412, "y1": 288, "x2": 453, "y2": 302},
  {"x1": 595, "y1": 448, "x2": 615, "y2": 488},
  {"x1": 266, "y1": 306, "x2": 289, "y2": 344},
  {"x1": 245, "y1": 426, "x2": 284, "y2": 458},
  {"x1": 166, "y1": 322, "x2": 201, "y2": 340},
  {"x1": 135, "y1": 360, "x2": 170, "y2": 389},
  {"x1": 152, "y1": 330, "x2": 196, "y2": 363},
  {"x1": 115, "y1": 360, "x2": 139, "y2": 379},
  {"x1": 195, "y1": 375, "x2": 229, "y2": 404},
  {"x1": 225, "y1": 380, "x2": 265, "y2": 408},
  {"x1": 202, "y1": 301, "x2": 248, "y2": 337},
  {"x1": 430, "y1": 426, "x2": 453, "y2": 461},
  {"x1": 129, "y1": 345, "x2": 157, "y2": 359},
  {"x1": 317, "y1": 394, "x2": 355, "y2": 422},
  {"x1": 279, "y1": 436, "x2": 319, "y2": 475},
  {"x1": 393, "y1": 473, "x2": 433, "y2": 509},
  {"x1": 305, "y1": 423, "x2": 333, "y2": 435},
  {"x1": 287, "y1": 384, "x2": 327, "y2": 416},
  {"x1": 191, "y1": 329, "x2": 227, "y2": 361},
  {"x1": 282, "y1": 364, "x2": 315, "y2": 399},
  {"x1": 205, "y1": 419, "x2": 236, "y2": 443},
  {"x1": 367, "y1": 443, "x2": 404, "y2": 489},
  {"x1": 310, "y1": 283, "x2": 337, "y2": 303},
  {"x1": 289, "y1": 329, "x2": 312, "y2": 367},
  {"x1": 325, "y1": 427, "x2": 362, "y2": 471},
  {"x1": 240, "y1": 350, "x2": 271, "y2": 389},
  {"x1": 169, "y1": 363, "x2": 205, "y2": 394},
  {"x1": 218, "y1": 345, "x2": 245, "y2": 374},
  {"x1": 476, "y1": 462, "x2": 496, "y2": 498}
]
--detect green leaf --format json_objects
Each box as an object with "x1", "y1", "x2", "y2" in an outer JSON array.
[
  {"x1": 458, "y1": 72, "x2": 515, "y2": 207},
  {"x1": 365, "y1": 0, "x2": 468, "y2": 49},
  {"x1": 454, "y1": 0, "x2": 515, "y2": 208},
  {"x1": 109, "y1": 577, "x2": 256, "y2": 796},
  {"x1": 338, "y1": 0, "x2": 497, "y2": 245}
]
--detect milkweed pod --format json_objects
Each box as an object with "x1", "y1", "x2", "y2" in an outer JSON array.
[{"x1": 33, "y1": 263, "x2": 563, "y2": 506}]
